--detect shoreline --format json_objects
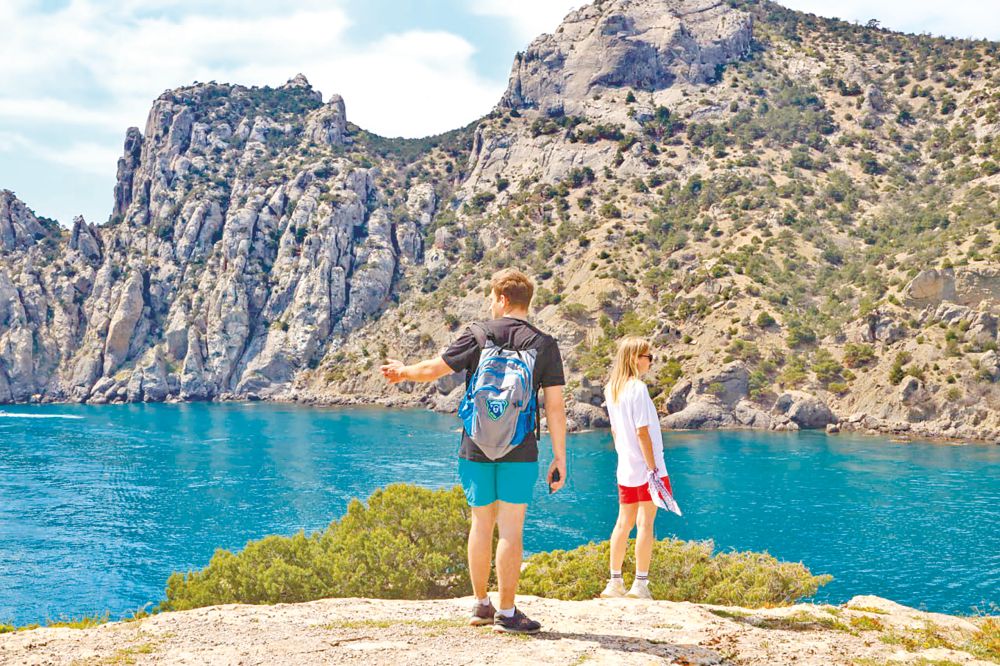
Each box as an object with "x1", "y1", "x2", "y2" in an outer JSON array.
[{"x1": 5, "y1": 392, "x2": 997, "y2": 447}]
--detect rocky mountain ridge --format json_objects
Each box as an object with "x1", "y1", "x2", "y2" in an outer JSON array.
[{"x1": 3, "y1": 0, "x2": 1000, "y2": 444}]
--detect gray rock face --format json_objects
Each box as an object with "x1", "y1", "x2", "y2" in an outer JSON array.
[
  {"x1": 662, "y1": 396, "x2": 734, "y2": 430},
  {"x1": 0, "y1": 79, "x2": 424, "y2": 405},
  {"x1": 0, "y1": 190, "x2": 54, "y2": 251},
  {"x1": 112, "y1": 128, "x2": 143, "y2": 221},
  {"x1": 396, "y1": 184, "x2": 437, "y2": 264},
  {"x1": 733, "y1": 400, "x2": 772, "y2": 429},
  {"x1": 566, "y1": 402, "x2": 611, "y2": 431},
  {"x1": 899, "y1": 376, "x2": 922, "y2": 403},
  {"x1": 694, "y1": 361, "x2": 749, "y2": 406},
  {"x1": 69, "y1": 216, "x2": 103, "y2": 264},
  {"x1": 665, "y1": 379, "x2": 692, "y2": 414},
  {"x1": 979, "y1": 351, "x2": 1000, "y2": 382},
  {"x1": 848, "y1": 311, "x2": 904, "y2": 345},
  {"x1": 500, "y1": 0, "x2": 753, "y2": 114},
  {"x1": 772, "y1": 391, "x2": 835, "y2": 429},
  {"x1": 304, "y1": 95, "x2": 347, "y2": 148},
  {"x1": 906, "y1": 267, "x2": 1000, "y2": 308}
]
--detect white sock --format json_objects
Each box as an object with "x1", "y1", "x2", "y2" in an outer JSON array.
[
  {"x1": 478, "y1": 596, "x2": 491, "y2": 607},
  {"x1": 635, "y1": 571, "x2": 649, "y2": 586},
  {"x1": 610, "y1": 569, "x2": 622, "y2": 581},
  {"x1": 498, "y1": 607, "x2": 515, "y2": 618}
]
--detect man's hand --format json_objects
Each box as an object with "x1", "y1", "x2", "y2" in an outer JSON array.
[
  {"x1": 547, "y1": 458, "x2": 566, "y2": 493},
  {"x1": 380, "y1": 356, "x2": 452, "y2": 384},
  {"x1": 380, "y1": 359, "x2": 407, "y2": 384}
]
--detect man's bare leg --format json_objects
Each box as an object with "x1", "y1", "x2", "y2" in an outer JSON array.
[
  {"x1": 495, "y1": 501, "x2": 527, "y2": 610},
  {"x1": 469, "y1": 502, "x2": 498, "y2": 599}
]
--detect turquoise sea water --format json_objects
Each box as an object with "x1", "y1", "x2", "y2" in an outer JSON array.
[{"x1": 0, "y1": 402, "x2": 997, "y2": 625}]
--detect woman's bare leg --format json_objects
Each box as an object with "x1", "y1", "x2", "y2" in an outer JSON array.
[{"x1": 609, "y1": 503, "x2": 638, "y2": 572}]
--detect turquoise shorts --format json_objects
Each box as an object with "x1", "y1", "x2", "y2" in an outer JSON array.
[{"x1": 458, "y1": 459, "x2": 539, "y2": 506}]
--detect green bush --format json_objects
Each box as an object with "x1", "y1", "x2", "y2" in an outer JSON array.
[
  {"x1": 842, "y1": 343, "x2": 875, "y2": 368},
  {"x1": 519, "y1": 538, "x2": 831, "y2": 607},
  {"x1": 158, "y1": 485, "x2": 831, "y2": 614},
  {"x1": 160, "y1": 484, "x2": 472, "y2": 611}
]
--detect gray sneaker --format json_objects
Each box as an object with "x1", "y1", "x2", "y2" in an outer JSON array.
[
  {"x1": 469, "y1": 600, "x2": 497, "y2": 626},
  {"x1": 493, "y1": 607, "x2": 541, "y2": 634}
]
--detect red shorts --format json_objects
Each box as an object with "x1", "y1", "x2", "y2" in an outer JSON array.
[{"x1": 618, "y1": 476, "x2": 672, "y2": 504}]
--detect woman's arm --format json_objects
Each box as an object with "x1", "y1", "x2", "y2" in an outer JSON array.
[{"x1": 636, "y1": 426, "x2": 657, "y2": 471}]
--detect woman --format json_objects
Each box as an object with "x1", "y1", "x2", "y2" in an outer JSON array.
[{"x1": 600, "y1": 336, "x2": 673, "y2": 600}]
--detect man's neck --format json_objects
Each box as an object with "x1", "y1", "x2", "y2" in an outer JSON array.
[{"x1": 500, "y1": 311, "x2": 529, "y2": 321}]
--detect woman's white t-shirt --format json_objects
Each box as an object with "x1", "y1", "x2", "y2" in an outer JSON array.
[{"x1": 605, "y1": 379, "x2": 667, "y2": 487}]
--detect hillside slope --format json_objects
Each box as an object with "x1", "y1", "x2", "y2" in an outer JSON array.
[{"x1": 2, "y1": 0, "x2": 1000, "y2": 442}]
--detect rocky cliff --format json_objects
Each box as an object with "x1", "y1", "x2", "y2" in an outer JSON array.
[
  {"x1": 3, "y1": 0, "x2": 1000, "y2": 443},
  {"x1": 0, "y1": 76, "x2": 462, "y2": 404}
]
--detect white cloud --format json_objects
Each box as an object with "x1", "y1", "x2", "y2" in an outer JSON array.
[
  {"x1": 0, "y1": 98, "x2": 131, "y2": 131},
  {"x1": 780, "y1": 0, "x2": 1000, "y2": 40},
  {"x1": 470, "y1": 0, "x2": 581, "y2": 44},
  {"x1": 0, "y1": 132, "x2": 119, "y2": 176}
]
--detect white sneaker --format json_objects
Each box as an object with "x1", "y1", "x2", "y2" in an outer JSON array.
[
  {"x1": 626, "y1": 581, "x2": 653, "y2": 599},
  {"x1": 599, "y1": 579, "x2": 627, "y2": 598}
]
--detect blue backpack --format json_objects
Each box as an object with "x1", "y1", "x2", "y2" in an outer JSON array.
[{"x1": 458, "y1": 323, "x2": 540, "y2": 460}]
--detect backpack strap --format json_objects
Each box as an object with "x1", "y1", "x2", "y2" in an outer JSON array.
[
  {"x1": 535, "y1": 387, "x2": 542, "y2": 441},
  {"x1": 468, "y1": 322, "x2": 490, "y2": 349}
]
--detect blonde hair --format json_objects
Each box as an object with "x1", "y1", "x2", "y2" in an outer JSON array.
[
  {"x1": 490, "y1": 268, "x2": 534, "y2": 309},
  {"x1": 607, "y1": 336, "x2": 652, "y2": 404}
]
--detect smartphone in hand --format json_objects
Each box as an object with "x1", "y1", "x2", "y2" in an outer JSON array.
[{"x1": 549, "y1": 468, "x2": 561, "y2": 494}]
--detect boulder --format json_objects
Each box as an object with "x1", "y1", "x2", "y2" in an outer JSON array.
[
  {"x1": 967, "y1": 312, "x2": 998, "y2": 348},
  {"x1": 905, "y1": 268, "x2": 954, "y2": 303},
  {"x1": 435, "y1": 371, "x2": 466, "y2": 396},
  {"x1": 732, "y1": 400, "x2": 772, "y2": 429},
  {"x1": 430, "y1": 384, "x2": 464, "y2": 414},
  {"x1": 694, "y1": 361, "x2": 748, "y2": 406},
  {"x1": 935, "y1": 302, "x2": 972, "y2": 325},
  {"x1": 662, "y1": 396, "x2": 734, "y2": 430},
  {"x1": 566, "y1": 402, "x2": 611, "y2": 431},
  {"x1": 898, "y1": 376, "x2": 922, "y2": 404},
  {"x1": 772, "y1": 391, "x2": 835, "y2": 429},
  {"x1": 979, "y1": 350, "x2": 1000, "y2": 382}
]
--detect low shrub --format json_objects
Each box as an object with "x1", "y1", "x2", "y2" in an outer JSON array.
[
  {"x1": 518, "y1": 538, "x2": 831, "y2": 607},
  {"x1": 160, "y1": 484, "x2": 471, "y2": 611},
  {"x1": 157, "y1": 485, "x2": 832, "y2": 613}
]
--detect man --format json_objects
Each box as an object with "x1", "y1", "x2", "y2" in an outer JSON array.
[{"x1": 380, "y1": 268, "x2": 567, "y2": 634}]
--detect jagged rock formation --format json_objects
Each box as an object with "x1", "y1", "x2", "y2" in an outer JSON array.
[
  {"x1": 0, "y1": 75, "x2": 448, "y2": 404},
  {"x1": 500, "y1": 0, "x2": 753, "y2": 115}
]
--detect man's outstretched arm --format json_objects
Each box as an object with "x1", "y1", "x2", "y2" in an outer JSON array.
[{"x1": 381, "y1": 356, "x2": 453, "y2": 384}]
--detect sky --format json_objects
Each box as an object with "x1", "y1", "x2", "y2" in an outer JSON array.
[{"x1": 1, "y1": 0, "x2": 999, "y2": 227}]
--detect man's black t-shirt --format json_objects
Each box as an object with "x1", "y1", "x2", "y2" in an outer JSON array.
[{"x1": 442, "y1": 317, "x2": 565, "y2": 463}]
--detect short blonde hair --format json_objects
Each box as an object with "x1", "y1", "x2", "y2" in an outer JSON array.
[
  {"x1": 490, "y1": 268, "x2": 534, "y2": 310},
  {"x1": 607, "y1": 336, "x2": 652, "y2": 404}
]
